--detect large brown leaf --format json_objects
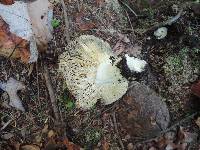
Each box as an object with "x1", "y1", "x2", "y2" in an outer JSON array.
[
  {"x1": 0, "y1": 17, "x2": 30, "y2": 63},
  {"x1": 0, "y1": 0, "x2": 14, "y2": 5}
]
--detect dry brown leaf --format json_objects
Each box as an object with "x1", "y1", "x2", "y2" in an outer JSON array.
[
  {"x1": 48, "y1": 130, "x2": 55, "y2": 138},
  {"x1": 102, "y1": 139, "x2": 109, "y2": 150},
  {"x1": 0, "y1": 17, "x2": 30, "y2": 63},
  {"x1": 191, "y1": 80, "x2": 200, "y2": 98},
  {"x1": 20, "y1": 145, "x2": 40, "y2": 150},
  {"x1": 0, "y1": 0, "x2": 14, "y2": 5},
  {"x1": 63, "y1": 137, "x2": 81, "y2": 150},
  {"x1": 75, "y1": 9, "x2": 96, "y2": 31}
]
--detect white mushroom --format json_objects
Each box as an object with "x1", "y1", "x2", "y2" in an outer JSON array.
[
  {"x1": 154, "y1": 27, "x2": 168, "y2": 39},
  {"x1": 59, "y1": 35, "x2": 128, "y2": 109},
  {"x1": 125, "y1": 54, "x2": 147, "y2": 73}
]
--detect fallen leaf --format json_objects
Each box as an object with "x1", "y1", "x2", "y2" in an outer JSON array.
[
  {"x1": 102, "y1": 139, "x2": 109, "y2": 150},
  {"x1": 20, "y1": 145, "x2": 40, "y2": 150},
  {"x1": 48, "y1": 130, "x2": 55, "y2": 138},
  {"x1": 63, "y1": 137, "x2": 81, "y2": 150},
  {"x1": 75, "y1": 9, "x2": 96, "y2": 31},
  {"x1": 112, "y1": 40, "x2": 125, "y2": 55},
  {"x1": 0, "y1": 0, "x2": 53, "y2": 62},
  {"x1": 195, "y1": 117, "x2": 200, "y2": 128},
  {"x1": 191, "y1": 80, "x2": 200, "y2": 98},
  {"x1": 0, "y1": 0, "x2": 14, "y2": 5},
  {"x1": 0, "y1": 17, "x2": 31, "y2": 63},
  {"x1": 0, "y1": 77, "x2": 25, "y2": 111},
  {"x1": 27, "y1": 0, "x2": 53, "y2": 51}
]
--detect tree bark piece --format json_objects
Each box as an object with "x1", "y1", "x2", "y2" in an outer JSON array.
[{"x1": 43, "y1": 64, "x2": 60, "y2": 121}]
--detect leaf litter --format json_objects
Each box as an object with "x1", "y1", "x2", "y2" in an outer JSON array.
[{"x1": 0, "y1": 0, "x2": 200, "y2": 149}]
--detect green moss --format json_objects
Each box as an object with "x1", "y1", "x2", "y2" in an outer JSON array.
[
  {"x1": 60, "y1": 88, "x2": 75, "y2": 110},
  {"x1": 84, "y1": 128, "x2": 102, "y2": 148},
  {"x1": 164, "y1": 55, "x2": 183, "y2": 74},
  {"x1": 164, "y1": 47, "x2": 199, "y2": 89}
]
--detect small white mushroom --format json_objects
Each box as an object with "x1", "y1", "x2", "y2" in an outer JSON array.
[
  {"x1": 125, "y1": 54, "x2": 147, "y2": 73},
  {"x1": 59, "y1": 35, "x2": 128, "y2": 109},
  {"x1": 0, "y1": 78, "x2": 25, "y2": 111},
  {"x1": 154, "y1": 27, "x2": 168, "y2": 39}
]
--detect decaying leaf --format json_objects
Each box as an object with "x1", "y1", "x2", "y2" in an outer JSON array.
[
  {"x1": 191, "y1": 80, "x2": 200, "y2": 98},
  {"x1": 0, "y1": 0, "x2": 53, "y2": 62},
  {"x1": 0, "y1": 17, "x2": 30, "y2": 63},
  {"x1": 27, "y1": 0, "x2": 53, "y2": 51},
  {"x1": 63, "y1": 137, "x2": 82, "y2": 150},
  {"x1": 0, "y1": 77, "x2": 25, "y2": 111},
  {"x1": 0, "y1": 0, "x2": 14, "y2": 5},
  {"x1": 195, "y1": 117, "x2": 200, "y2": 128},
  {"x1": 75, "y1": 9, "x2": 96, "y2": 31}
]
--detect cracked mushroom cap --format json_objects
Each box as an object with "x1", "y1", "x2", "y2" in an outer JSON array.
[{"x1": 59, "y1": 35, "x2": 128, "y2": 109}]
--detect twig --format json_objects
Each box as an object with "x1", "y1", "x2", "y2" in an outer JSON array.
[
  {"x1": 43, "y1": 64, "x2": 59, "y2": 121},
  {"x1": 145, "y1": 8, "x2": 184, "y2": 33},
  {"x1": 61, "y1": 0, "x2": 70, "y2": 43},
  {"x1": 36, "y1": 62, "x2": 41, "y2": 110},
  {"x1": 120, "y1": 0, "x2": 138, "y2": 17},
  {"x1": 144, "y1": 2, "x2": 196, "y2": 33},
  {"x1": 112, "y1": 112, "x2": 125, "y2": 150},
  {"x1": 0, "y1": 119, "x2": 13, "y2": 131}
]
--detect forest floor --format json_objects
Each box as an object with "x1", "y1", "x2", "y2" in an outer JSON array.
[{"x1": 0, "y1": 0, "x2": 200, "y2": 149}]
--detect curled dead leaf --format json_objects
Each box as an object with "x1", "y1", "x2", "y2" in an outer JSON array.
[{"x1": 0, "y1": 17, "x2": 30, "y2": 63}]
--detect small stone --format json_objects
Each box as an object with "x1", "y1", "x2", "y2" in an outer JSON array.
[
  {"x1": 127, "y1": 143, "x2": 134, "y2": 150},
  {"x1": 117, "y1": 81, "x2": 170, "y2": 138},
  {"x1": 154, "y1": 27, "x2": 168, "y2": 39}
]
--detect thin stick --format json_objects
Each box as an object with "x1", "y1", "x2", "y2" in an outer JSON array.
[
  {"x1": 0, "y1": 119, "x2": 13, "y2": 131},
  {"x1": 120, "y1": 0, "x2": 138, "y2": 17},
  {"x1": 112, "y1": 112, "x2": 125, "y2": 150},
  {"x1": 145, "y1": 8, "x2": 184, "y2": 33},
  {"x1": 61, "y1": 0, "x2": 70, "y2": 43},
  {"x1": 43, "y1": 64, "x2": 59, "y2": 121},
  {"x1": 36, "y1": 62, "x2": 41, "y2": 110}
]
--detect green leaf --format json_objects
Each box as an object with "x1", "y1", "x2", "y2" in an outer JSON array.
[
  {"x1": 65, "y1": 101, "x2": 75, "y2": 110},
  {"x1": 51, "y1": 19, "x2": 60, "y2": 28}
]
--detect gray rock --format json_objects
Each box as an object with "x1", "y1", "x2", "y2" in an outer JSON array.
[{"x1": 117, "y1": 81, "x2": 170, "y2": 138}]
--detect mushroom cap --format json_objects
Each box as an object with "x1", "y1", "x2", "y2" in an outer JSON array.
[{"x1": 59, "y1": 35, "x2": 128, "y2": 109}]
